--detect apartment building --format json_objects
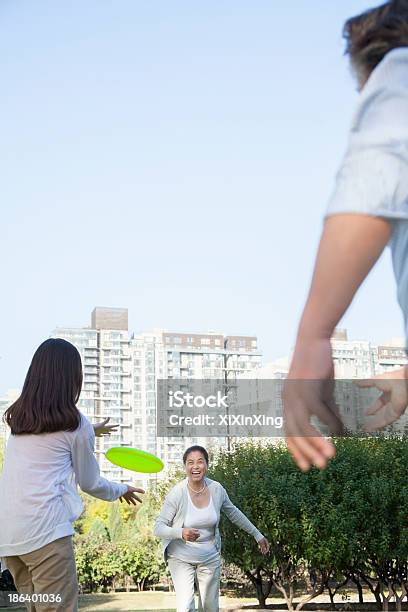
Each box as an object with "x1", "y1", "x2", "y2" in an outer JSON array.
[
  {"x1": 131, "y1": 329, "x2": 262, "y2": 482},
  {"x1": 50, "y1": 308, "x2": 262, "y2": 485},
  {"x1": 250, "y1": 329, "x2": 408, "y2": 434},
  {"x1": 51, "y1": 307, "x2": 133, "y2": 483}
]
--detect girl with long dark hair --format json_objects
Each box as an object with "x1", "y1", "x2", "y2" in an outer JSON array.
[{"x1": 0, "y1": 338, "x2": 143, "y2": 612}]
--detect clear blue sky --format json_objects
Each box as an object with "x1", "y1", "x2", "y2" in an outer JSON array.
[{"x1": 0, "y1": 0, "x2": 403, "y2": 394}]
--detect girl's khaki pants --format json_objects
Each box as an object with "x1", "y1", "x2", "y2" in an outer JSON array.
[{"x1": 4, "y1": 536, "x2": 78, "y2": 612}]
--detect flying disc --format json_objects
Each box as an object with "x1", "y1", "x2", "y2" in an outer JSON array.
[{"x1": 105, "y1": 447, "x2": 164, "y2": 474}]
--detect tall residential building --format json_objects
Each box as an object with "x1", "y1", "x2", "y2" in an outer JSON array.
[
  {"x1": 333, "y1": 331, "x2": 408, "y2": 432},
  {"x1": 331, "y1": 329, "x2": 407, "y2": 377},
  {"x1": 131, "y1": 330, "x2": 262, "y2": 482},
  {"x1": 252, "y1": 329, "x2": 408, "y2": 433},
  {"x1": 373, "y1": 340, "x2": 407, "y2": 374},
  {"x1": 52, "y1": 309, "x2": 262, "y2": 486},
  {"x1": 331, "y1": 329, "x2": 376, "y2": 379},
  {"x1": 256, "y1": 330, "x2": 407, "y2": 380},
  {"x1": 52, "y1": 307, "x2": 133, "y2": 483}
]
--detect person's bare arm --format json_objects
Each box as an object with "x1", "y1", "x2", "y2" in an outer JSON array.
[
  {"x1": 297, "y1": 215, "x2": 392, "y2": 344},
  {"x1": 284, "y1": 214, "x2": 392, "y2": 471}
]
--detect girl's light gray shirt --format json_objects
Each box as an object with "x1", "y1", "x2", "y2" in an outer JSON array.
[
  {"x1": 0, "y1": 414, "x2": 127, "y2": 559},
  {"x1": 326, "y1": 48, "x2": 408, "y2": 346},
  {"x1": 153, "y1": 477, "x2": 264, "y2": 560}
]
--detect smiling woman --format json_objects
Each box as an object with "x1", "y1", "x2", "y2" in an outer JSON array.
[{"x1": 154, "y1": 445, "x2": 269, "y2": 612}]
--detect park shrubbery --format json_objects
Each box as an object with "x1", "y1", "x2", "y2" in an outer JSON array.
[
  {"x1": 210, "y1": 436, "x2": 408, "y2": 612},
  {"x1": 74, "y1": 533, "x2": 165, "y2": 593},
  {"x1": 72, "y1": 436, "x2": 408, "y2": 612},
  {"x1": 2, "y1": 436, "x2": 408, "y2": 612},
  {"x1": 72, "y1": 472, "x2": 181, "y2": 593}
]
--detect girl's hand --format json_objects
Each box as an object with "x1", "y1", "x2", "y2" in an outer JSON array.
[
  {"x1": 93, "y1": 417, "x2": 119, "y2": 437},
  {"x1": 119, "y1": 486, "x2": 145, "y2": 506},
  {"x1": 182, "y1": 528, "x2": 200, "y2": 542},
  {"x1": 258, "y1": 537, "x2": 270, "y2": 555},
  {"x1": 357, "y1": 367, "x2": 408, "y2": 431}
]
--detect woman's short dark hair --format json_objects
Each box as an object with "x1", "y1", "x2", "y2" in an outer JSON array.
[
  {"x1": 344, "y1": 0, "x2": 408, "y2": 80},
  {"x1": 4, "y1": 338, "x2": 82, "y2": 435},
  {"x1": 183, "y1": 445, "x2": 209, "y2": 465}
]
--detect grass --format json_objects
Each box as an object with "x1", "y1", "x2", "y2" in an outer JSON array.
[
  {"x1": 2, "y1": 587, "x2": 399, "y2": 611},
  {"x1": 0, "y1": 591, "x2": 258, "y2": 612}
]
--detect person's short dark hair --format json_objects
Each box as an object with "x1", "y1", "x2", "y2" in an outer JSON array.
[
  {"x1": 4, "y1": 338, "x2": 82, "y2": 435},
  {"x1": 344, "y1": 0, "x2": 408, "y2": 81},
  {"x1": 183, "y1": 445, "x2": 209, "y2": 465}
]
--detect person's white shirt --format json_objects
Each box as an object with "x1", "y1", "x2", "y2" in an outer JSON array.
[
  {"x1": 167, "y1": 491, "x2": 218, "y2": 564},
  {"x1": 326, "y1": 48, "x2": 408, "y2": 344},
  {"x1": 0, "y1": 413, "x2": 127, "y2": 560}
]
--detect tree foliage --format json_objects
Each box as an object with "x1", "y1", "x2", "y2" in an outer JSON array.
[
  {"x1": 210, "y1": 437, "x2": 408, "y2": 611},
  {"x1": 73, "y1": 479, "x2": 171, "y2": 592}
]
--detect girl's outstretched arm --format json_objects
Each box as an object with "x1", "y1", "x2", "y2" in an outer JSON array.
[
  {"x1": 221, "y1": 487, "x2": 265, "y2": 544},
  {"x1": 72, "y1": 418, "x2": 131, "y2": 501}
]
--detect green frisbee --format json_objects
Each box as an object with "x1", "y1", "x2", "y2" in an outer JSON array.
[{"x1": 105, "y1": 447, "x2": 164, "y2": 474}]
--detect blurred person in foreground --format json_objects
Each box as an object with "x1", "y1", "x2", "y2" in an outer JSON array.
[{"x1": 284, "y1": 0, "x2": 408, "y2": 471}]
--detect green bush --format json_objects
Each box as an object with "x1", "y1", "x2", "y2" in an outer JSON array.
[
  {"x1": 210, "y1": 437, "x2": 408, "y2": 611},
  {"x1": 74, "y1": 481, "x2": 172, "y2": 593},
  {"x1": 75, "y1": 535, "x2": 122, "y2": 593}
]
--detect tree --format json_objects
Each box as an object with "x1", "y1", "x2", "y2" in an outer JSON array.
[
  {"x1": 87, "y1": 518, "x2": 109, "y2": 539},
  {"x1": 75, "y1": 492, "x2": 141, "y2": 538},
  {"x1": 75, "y1": 535, "x2": 122, "y2": 593},
  {"x1": 211, "y1": 441, "x2": 317, "y2": 610},
  {"x1": 353, "y1": 436, "x2": 408, "y2": 611},
  {"x1": 73, "y1": 474, "x2": 179, "y2": 593},
  {"x1": 210, "y1": 437, "x2": 408, "y2": 611},
  {"x1": 108, "y1": 501, "x2": 124, "y2": 542},
  {"x1": 118, "y1": 537, "x2": 165, "y2": 592}
]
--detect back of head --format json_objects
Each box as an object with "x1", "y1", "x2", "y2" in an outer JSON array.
[
  {"x1": 344, "y1": 0, "x2": 408, "y2": 84},
  {"x1": 4, "y1": 338, "x2": 82, "y2": 435}
]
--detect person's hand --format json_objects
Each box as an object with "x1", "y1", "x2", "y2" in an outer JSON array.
[
  {"x1": 283, "y1": 337, "x2": 344, "y2": 472},
  {"x1": 119, "y1": 486, "x2": 145, "y2": 506},
  {"x1": 182, "y1": 528, "x2": 200, "y2": 542},
  {"x1": 93, "y1": 417, "x2": 119, "y2": 437},
  {"x1": 357, "y1": 367, "x2": 408, "y2": 431},
  {"x1": 258, "y1": 537, "x2": 270, "y2": 555}
]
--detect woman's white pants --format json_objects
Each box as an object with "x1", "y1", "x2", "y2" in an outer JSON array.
[{"x1": 167, "y1": 555, "x2": 221, "y2": 612}]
